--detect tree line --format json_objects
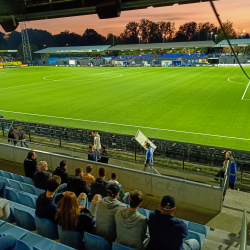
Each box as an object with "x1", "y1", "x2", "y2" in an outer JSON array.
[{"x1": 0, "y1": 19, "x2": 248, "y2": 53}]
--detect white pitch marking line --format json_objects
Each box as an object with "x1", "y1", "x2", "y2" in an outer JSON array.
[
  {"x1": 242, "y1": 80, "x2": 250, "y2": 100},
  {"x1": 227, "y1": 76, "x2": 248, "y2": 85},
  {"x1": 1, "y1": 109, "x2": 250, "y2": 142}
]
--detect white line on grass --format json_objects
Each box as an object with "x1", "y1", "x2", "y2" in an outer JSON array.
[
  {"x1": 227, "y1": 76, "x2": 248, "y2": 85},
  {"x1": 241, "y1": 80, "x2": 250, "y2": 100},
  {"x1": 1, "y1": 109, "x2": 250, "y2": 142}
]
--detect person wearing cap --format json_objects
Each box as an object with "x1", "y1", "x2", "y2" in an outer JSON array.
[
  {"x1": 89, "y1": 183, "x2": 127, "y2": 244},
  {"x1": 147, "y1": 195, "x2": 200, "y2": 250},
  {"x1": 115, "y1": 190, "x2": 149, "y2": 250}
]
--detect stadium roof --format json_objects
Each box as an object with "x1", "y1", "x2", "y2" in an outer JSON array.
[
  {"x1": 106, "y1": 41, "x2": 215, "y2": 51},
  {"x1": 214, "y1": 39, "x2": 250, "y2": 47},
  {"x1": 34, "y1": 45, "x2": 111, "y2": 54},
  {"x1": 0, "y1": 0, "x2": 212, "y2": 32}
]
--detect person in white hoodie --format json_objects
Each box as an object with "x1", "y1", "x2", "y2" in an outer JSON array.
[
  {"x1": 89, "y1": 183, "x2": 127, "y2": 244},
  {"x1": 115, "y1": 190, "x2": 149, "y2": 250},
  {"x1": 92, "y1": 130, "x2": 101, "y2": 152}
]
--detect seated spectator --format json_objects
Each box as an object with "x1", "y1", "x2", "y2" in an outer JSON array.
[
  {"x1": 67, "y1": 168, "x2": 90, "y2": 197},
  {"x1": 108, "y1": 173, "x2": 119, "y2": 185},
  {"x1": 82, "y1": 164, "x2": 95, "y2": 186},
  {"x1": 115, "y1": 190, "x2": 149, "y2": 250},
  {"x1": 23, "y1": 151, "x2": 38, "y2": 179},
  {"x1": 89, "y1": 183, "x2": 127, "y2": 244},
  {"x1": 33, "y1": 161, "x2": 52, "y2": 190},
  {"x1": 98, "y1": 145, "x2": 109, "y2": 164},
  {"x1": 56, "y1": 191, "x2": 94, "y2": 234},
  {"x1": 35, "y1": 175, "x2": 62, "y2": 222},
  {"x1": 0, "y1": 182, "x2": 10, "y2": 222},
  {"x1": 88, "y1": 145, "x2": 98, "y2": 161},
  {"x1": 147, "y1": 195, "x2": 200, "y2": 250},
  {"x1": 53, "y1": 160, "x2": 69, "y2": 184},
  {"x1": 88, "y1": 167, "x2": 108, "y2": 201}
]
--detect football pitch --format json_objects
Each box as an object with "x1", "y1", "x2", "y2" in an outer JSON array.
[{"x1": 1, "y1": 66, "x2": 250, "y2": 151}]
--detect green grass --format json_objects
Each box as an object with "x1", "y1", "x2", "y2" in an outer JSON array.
[{"x1": 1, "y1": 66, "x2": 250, "y2": 151}]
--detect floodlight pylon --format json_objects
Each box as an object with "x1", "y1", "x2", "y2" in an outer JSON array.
[{"x1": 21, "y1": 22, "x2": 32, "y2": 63}]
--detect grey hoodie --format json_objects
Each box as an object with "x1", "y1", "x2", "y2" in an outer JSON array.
[
  {"x1": 115, "y1": 209, "x2": 149, "y2": 250},
  {"x1": 89, "y1": 196, "x2": 127, "y2": 244}
]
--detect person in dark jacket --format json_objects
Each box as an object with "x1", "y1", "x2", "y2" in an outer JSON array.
[
  {"x1": 8, "y1": 127, "x2": 19, "y2": 146},
  {"x1": 147, "y1": 195, "x2": 200, "y2": 250},
  {"x1": 17, "y1": 126, "x2": 29, "y2": 148},
  {"x1": 88, "y1": 145, "x2": 98, "y2": 162},
  {"x1": 88, "y1": 167, "x2": 108, "y2": 201},
  {"x1": 23, "y1": 151, "x2": 38, "y2": 179},
  {"x1": 98, "y1": 145, "x2": 109, "y2": 164},
  {"x1": 67, "y1": 168, "x2": 90, "y2": 197},
  {"x1": 53, "y1": 160, "x2": 69, "y2": 184},
  {"x1": 33, "y1": 161, "x2": 51, "y2": 190},
  {"x1": 55, "y1": 191, "x2": 94, "y2": 235}
]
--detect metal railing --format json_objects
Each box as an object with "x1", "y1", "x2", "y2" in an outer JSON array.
[{"x1": 239, "y1": 208, "x2": 247, "y2": 250}]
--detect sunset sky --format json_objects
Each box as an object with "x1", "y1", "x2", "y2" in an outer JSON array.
[{"x1": 0, "y1": 0, "x2": 249, "y2": 37}]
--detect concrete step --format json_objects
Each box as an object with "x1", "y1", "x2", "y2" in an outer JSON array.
[{"x1": 201, "y1": 238, "x2": 239, "y2": 250}]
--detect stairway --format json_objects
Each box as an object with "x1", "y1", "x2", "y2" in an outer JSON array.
[{"x1": 202, "y1": 228, "x2": 250, "y2": 250}]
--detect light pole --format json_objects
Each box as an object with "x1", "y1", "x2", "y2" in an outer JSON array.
[
  {"x1": 210, "y1": 32, "x2": 213, "y2": 41},
  {"x1": 215, "y1": 35, "x2": 217, "y2": 43},
  {"x1": 207, "y1": 33, "x2": 209, "y2": 41},
  {"x1": 198, "y1": 29, "x2": 200, "y2": 41},
  {"x1": 112, "y1": 33, "x2": 115, "y2": 46},
  {"x1": 163, "y1": 34, "x2": 165, "y2": 43},
  {"x1": 139, "y1": 35, "x2": 141, "y2": 44}
]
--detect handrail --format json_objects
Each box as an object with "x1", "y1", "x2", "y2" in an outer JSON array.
[{"x1": 239, "y1": 208, "x2": 247, "y2": 250}]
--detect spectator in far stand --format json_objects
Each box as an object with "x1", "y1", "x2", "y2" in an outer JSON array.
[
  {"x1": 33, "y1": 161, "x2": 52, "y2": 190},
  {"x1": 17, "y1": 126, "x2": 29, "y2": 148},
  {"x1": 88, "y1": 145, "x2": 98, "y2": 162},
  {"x1": 8, "y1": 127, "x2": 19, "y2": 146},
  {"x1": 224, "y1": 151, "x2": 237, "y2": 190},
  {"x1": 108, "y1": 173, "x2": 119, "y2": 185},
  {"x1": 24, "y1": 151, "x2": 38, "y2": 179},
  {"x1": 82, "y1": 165, "x2": 95, "y2": 187},
  {"x1": 92, "y1": 130, "x2": 101, "y2": 156},
  {"x1": 98, "y1": 145, "x2": 109, "y2": 164},
  {"x1": 53, "y1": 160, "x2": 69, "y2": 184}
]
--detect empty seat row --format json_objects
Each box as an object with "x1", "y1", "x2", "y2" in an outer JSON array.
[{"x1": 0, "y1": 170, "x2": 34, "y2": 185}]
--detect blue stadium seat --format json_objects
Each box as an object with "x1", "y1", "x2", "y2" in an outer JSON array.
[
  {"x1": 58, "y1": 225, "x2": 84, "y2": 250},
  {"x1": 0, "y1": 170, "x2": 3, "y2": 176},
  {"x1": 112, "y1": 242, "x2": 134, "y2": 250},
  {"x1": 14, "y1": 240, "x2": 32, "y2": 250},
  {"x1": 13, "y1": 174, "x2": 24, "y2": 183},
  {"x1": 2, "y1": 171, "x2": 13, "y2": 179},
  {"x1": 9, "y1": 180, "x2": 22, "y2": 191},
  {"x1": 137, "y1": 207, "x2": 147, "y2": 217},
  {"x1": 84, "y1": 232, "x2": 111, "y2": 250},
  {"x1": 6, "y1": 189, "x2": 20, "y2": 203},
  {"x1": 0, "y1": 176, "x2": 10, "y2": 186},
  {"x1": 14, "y1": 208, "x2": 36, "y2": 231},
  {"x1": 35, "y1": 188, "x2": 45, "y2": 196},
  {"x1": 0, "y1": 234, "x2": 18, "y2": 250},
  {"x1": 19, "y1": 193, "x2": 36, "y2": 209},
  {"x1": 23, "y1": 177, "x2": 34, "y2": 186},
  {"x1": 185, "y1": 230, "x2": 205, "y2": 248},
  {"x1": 188, "y1": 221, "x2": 210, "y2": 236},
  {"x1": 35, "y1": 216, "x2": 59, "y2": 240},
  {"x1": 22, "y1": 183, "x2": 36, "y2": 195}
]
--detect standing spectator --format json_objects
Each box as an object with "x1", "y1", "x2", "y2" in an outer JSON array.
[
  {"x1": 108, "y1": 173, "x2": 119, "y2": 185},
  {"x1": 115, "y1": 190, "x2": 149, "y2": 250},
  {"x1": 67, "y1": 168, "x2": 90, "y2": 197},
  {"x1": 147, "y1": 195, "x2": 200, "y2": 250},
  {"x1": 88, "y1": 145, "x2": 98, "y2": 162},
  {"x1": 92, "y1": 130, "x2": 101, "y2": 155},
  {"x1": 82, "y1": 165, "x2": 95, "y2": 186},
  {"x1": 17, "y1": 126, "x2": 29, "y2": 148},
  {"x1": 224, "y1": 151, "x2": 237, "y2": 190},
  {"x1": 8, "y1": 127, "x2": 19, "y2": 146},
  {"x1": 89, "y1": 183, "x2": 127, "y2": 244},
  {"x1": 0, "y1": 182, "x2": 10, "y2": 222},
  {"x1": 23, "y1": 151, "x2": 38, "y2": 179},
  {"x1": 56, "y1": 192, "x2": 94, "y2": 234},
  {"x1": 144, "y1": 142, "x2": 153, "y2": 171},
  {"x1": 98, "y1": 145, "x2": 109, "y2": 164},
  {"x1": 88, "y1": 167, "x2": 108, "y2": 201},
  {"x1": 33, "y1": 161, "x2": 52, "y2": 190},
  {"x1": 35, "y1": 175, "x2": 62, "y2": 222},
  {"x1": 53, "y1": 160, "x2": 69, "y2": 184}
]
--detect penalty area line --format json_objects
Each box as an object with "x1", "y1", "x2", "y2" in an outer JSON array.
[
  {"x1": 241, "y1": 80, "x2": 250, "y2": 100},
  {"x1": 0, "y1": 109, "x2": 250, "y2": 142}
]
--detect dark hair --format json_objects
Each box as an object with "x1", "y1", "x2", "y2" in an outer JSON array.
[
  {"x1": 86, "y1": 165, "x2": 93, "y2": 173},
  {"x1": 99, "y1": 167, "x2": 105, "y2": 177},
  {"x1": 129, "y1": 190, "x2": 143, "y2": 208},
  {"x1": 88, "y1": 145, "x2": 93, "y2": 150},
  {"x1": 92, "y1": 130, "x2": 97, "y2": 133},
  {"x1": 27, "y1": 151, "x2": 35, "y2": 159},
  {"x1": 102, "y1": 145, "x2": 106, "y2": 150},
  {"x1": 60, "y1": 160, "x2": 67, "y2": 168},
  {"x1": 146, "y1": 142, "x2": 150, "y2": 148},
  {"x1": 75, "y1": 167, "x2": 83, "y2": 176},
  {"x1": 46, "y1": 175, "x2": 61, "y2": 192},
  {"x1": 111, "y1": 172, "x2": 117, "y2": 180}
]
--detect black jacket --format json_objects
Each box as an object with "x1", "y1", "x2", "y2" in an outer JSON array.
[
  {"x1": 67, "y1": 176, "x2": 90, "y2": 197},
  {"x1": 98, "y1": 151, "x2": 109, "y2": 164},
  {"x1": 88, "y1": 178, "x2": 108, "y2": 201},
  {"x1": 24, "y1": 158, "x2": 38, "y2": 179},
  {"x1": 33, "y1": 172, "x2": 51, "y2": 190},
  {"x1": 75, "y1": 208, "x2": 95, "y2": 234},
  {"x1": 53, "y1": 167, "x2": 69, "y2": 184}
]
